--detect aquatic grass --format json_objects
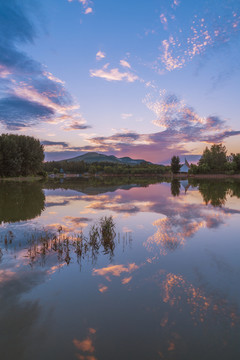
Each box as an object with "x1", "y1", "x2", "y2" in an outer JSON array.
[
  {"x1": 0, "y1": 216, "x2": 122, "y2": 266},
  {"x1": 99, "y1": 216, "x2": 116, "y2": 242},
  {"x1": 99, "y1": 216, "x2": 116, "y2": 259}
]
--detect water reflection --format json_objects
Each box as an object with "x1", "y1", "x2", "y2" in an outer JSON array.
[
  {"x1": 1, "y1": 179, "x2": 240, "y2": 268},
  {"x1": 171, "y1": 179, "x2": 181, "y2": 197},
  {"x1": 0, "y1": 181, "x2": 45, "y2": 223},
  {"x1": 0, "y1": 217, "x2": 132, "y2": 267},
  {"x1": 44, "y1": 177, "x2": 163, "y2": 195},
  {"x1": 0, "y1": 178, "x2": 240, "y2": 359},
  {"x1": 0, "y1": 264, "x2": 49, "y2": 360},
  {"x1": 151, "y1": 269, "x2": 240, "y2": 359},
  {"x1": 73, "y1": 328, "x2": 97, "y2": 360},
  {"x1": 189, "y1": 179, "x2": 240, "y2": 206}
]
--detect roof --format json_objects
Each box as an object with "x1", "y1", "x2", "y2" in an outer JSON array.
[
  {"x1": 180, "y1": 164, "x2": 189, "y2": 173},
  {"x1": 180, "y1": 158, "x2": 190, "y2": 173}
]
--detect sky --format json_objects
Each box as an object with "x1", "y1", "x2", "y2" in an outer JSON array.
[{"x1": 0, "y1": 0, "x2": 240, "y2": 164}]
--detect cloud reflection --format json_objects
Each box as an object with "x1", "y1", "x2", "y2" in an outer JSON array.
[
  {"x1": 93, "y1": 263, "x2": 139, "y2": 280},
  {"x1": 73, "y1": 327, "x2": 97, "y2": 360}
]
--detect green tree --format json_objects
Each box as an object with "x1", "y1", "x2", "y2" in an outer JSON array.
[
  {"x1": 232, "y1": 153, "x2": 240, "y2": 173},
  {"x1": 103, "y1": 166, "x2": 113, "y2": 174},
  {"x1": 198, "y1": 144, "x2": 227, "y2": 172},
  {"x1": 171, "y1": 155, "x2": 181, "y2": 174},
  {"x1": 89, "y1": 165, "x2": 97, "y2": 174},
  {"x1": 0, "y1": 134, "x2": 44, "y2": 177}
]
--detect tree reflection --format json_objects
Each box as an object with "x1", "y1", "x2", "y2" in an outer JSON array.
[
  {"x1": 171, "y1": 179, "x2": 181, "y2": 197},
  {"x1": 44, "y1": 176, "x2": 167, "y2": 195},
  {"x1": 189, "y1": 179, "x2": 240, "y2": 207},
  {"x1": 0, "y1": 181, "x2": 45, "y2": 223}
]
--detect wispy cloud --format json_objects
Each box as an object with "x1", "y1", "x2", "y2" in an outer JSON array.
[
  {"x1": 160, "y1": 13, "x2": 168, "y2": 30},
  {"x1": 152, "y1": 2, "x2": 240, "y2": 72},
  {"x1": 56, "y1": 90, "x2": 240, "y2": 163},
  {"x1": 63, "y1": 120, "x2": 91, "y2": 131},
  {"x1": 172, "y1": 0, "x2": 180, "y2": 8},
  {"x1": 144, "y1": 90, "x2": 240, "y2": 143},
  {"x1": 90, "y1": 63, "x2": 139, "y2": 82},
  {"x1": 84, "y1": 7, "x2": 93, "y2": 14},
  {"x1": 121, "y1": 113, "x2": 133, "y2": 120},
  {"x1": 0, "y1": 65, "x2": 11, "y2": 78},
  {"x1": 120, "y1": 59, "x2": 131, "y2": 69},
  {"x1": 41, "y1": 140, "x2": 69, "y2": 148},
  {"x1": 96, "y1": 51, "x2": 106, "y2": 61},
  {"x1": 68, "y1": 0, "x2": 93, "y2": 15},
  {"x1": 144, "y1": 91, "x2": 220, "y2": 131}
]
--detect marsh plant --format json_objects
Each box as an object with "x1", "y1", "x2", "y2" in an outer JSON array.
[
  {"x1": 1, "y1": 216, "x2": 119, "y2": 267},
  {"x1": 99, "y1": 216, "x2": 116, "y2": 257}
]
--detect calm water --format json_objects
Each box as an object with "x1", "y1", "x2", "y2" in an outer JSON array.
[{"x1": 1, "y1": 178, "x2": 240, "y2": 360}]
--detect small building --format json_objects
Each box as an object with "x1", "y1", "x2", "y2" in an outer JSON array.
[{"x1": 180, "y1": 158, "x2": 190, "y2": 173}]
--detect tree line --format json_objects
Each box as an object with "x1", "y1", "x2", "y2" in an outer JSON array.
[
  {"x1": 1, "y1": 133, "x2": 239, "y2": 178},
  {"x1": 190, "y1": 144, "x2": 240, "y2": 174},
  {"x1": 43, "y1": 159, "x2": 169, "y2": 175},
  {"x1": 171, "y1": 144, "x2": 240, "y2": 175},
  {"x1": 0, "y1": 134, "x2": 44, "y2": 177}
]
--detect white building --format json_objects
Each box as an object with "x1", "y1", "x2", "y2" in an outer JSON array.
[{"x1": 180, "y1": 158, "x2": 190, "y2": 173}]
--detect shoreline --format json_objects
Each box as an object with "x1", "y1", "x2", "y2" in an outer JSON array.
[
  {"x1": 0, "y1": 176, "x2": 44, "y2": 182},
  {"x1": 170, "y1": 173, "x2": 240, "y2": 179},
  {"x1": 48, "y1": 173, "x2": 240, "y2": 180},
  {"x1": 1, "y1": 173, "x2": 240, "y2": 181}
]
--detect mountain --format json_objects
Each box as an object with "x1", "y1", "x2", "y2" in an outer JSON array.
[{"x1": 63, "y1": 152, "x2": 151, "y2": 165}]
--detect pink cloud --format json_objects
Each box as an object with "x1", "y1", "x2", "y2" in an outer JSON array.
[{"x1": 90, "y1": 64, "x2": 138, "y2": 82}]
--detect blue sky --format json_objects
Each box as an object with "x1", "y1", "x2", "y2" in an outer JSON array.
[{"x1": 0, "y1": 0, "x2": 240, "y2": 163}]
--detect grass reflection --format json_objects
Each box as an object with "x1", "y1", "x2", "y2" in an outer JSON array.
[
  {"x1": 0, "y1": 216, "x2": 132, "y2": 267},
  {"x1": 30, "y1": 216, "x2": 116, "y2": 266}
]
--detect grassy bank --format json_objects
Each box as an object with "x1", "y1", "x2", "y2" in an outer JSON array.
[
  {"x1": 0, "y1": 176, "x2": 44, "y2": 182},
  {"x1": 161, "y1": 173, "x2": 240, "y2": 179}
]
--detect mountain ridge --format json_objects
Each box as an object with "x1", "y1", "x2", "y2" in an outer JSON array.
[{"x1": 60, "y1": 152, "x2": 151, "y2": 165}]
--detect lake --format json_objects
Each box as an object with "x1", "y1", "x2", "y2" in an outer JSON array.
[{"x1": 1, "y1": 177, "x2": 240, "y2": 360}]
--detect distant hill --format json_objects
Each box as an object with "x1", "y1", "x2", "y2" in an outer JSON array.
[{"x1": 62, "y1": 152, "x2": 151, "y2": 165}]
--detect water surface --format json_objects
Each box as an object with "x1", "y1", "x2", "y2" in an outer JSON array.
[{"x1": 1, "y1": 178, "x2": 240, "y2": 360}]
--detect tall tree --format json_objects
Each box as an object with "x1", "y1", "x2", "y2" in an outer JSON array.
[
  {"x1": 171, "y1": 155, "x2": 181, "y2": 174},
  {"x1": 0, "y1": 134, "x2": 44, "y2": 177},
  {"x1": 198, "y1": 144, "x2": 227, "y2": 172},
  {"x1": 232, "y1": 153, "x2": 240, "y2": 172}
]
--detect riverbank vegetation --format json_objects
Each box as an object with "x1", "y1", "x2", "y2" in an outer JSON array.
[
  {"x1": 44, "y1": 176, "x2": 172, "y2": 195},
  {"x1": 43, "y1": 159, "x2": 169, "y2": 176},
  {"x1": 189, "y1": 144, "x2": 240, "y2": 175}
]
